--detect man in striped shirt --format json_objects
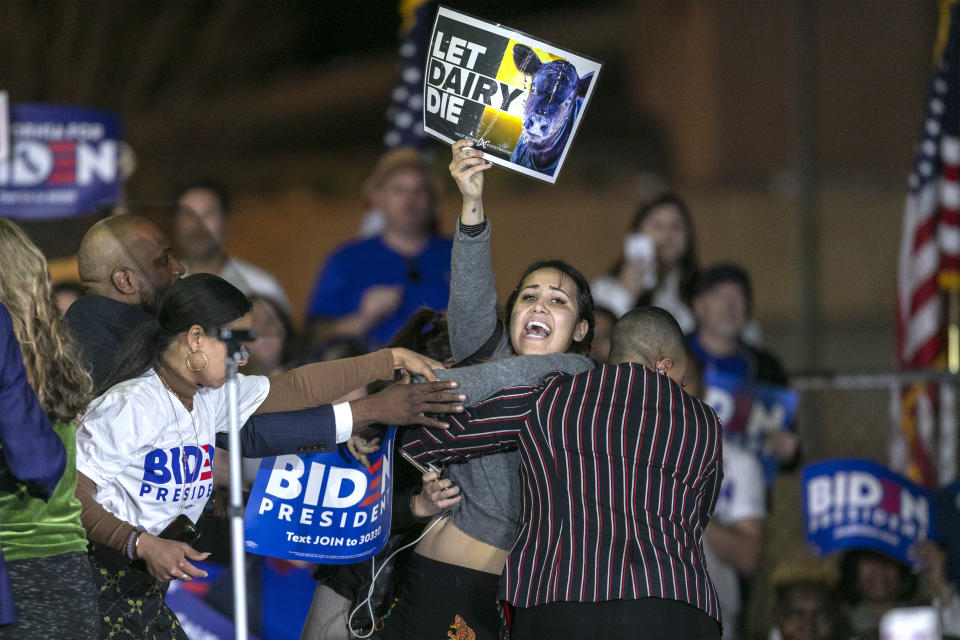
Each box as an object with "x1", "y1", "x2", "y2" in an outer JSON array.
[{"x1": 403, "y1": 306, "x2": 723, "y2": 639}]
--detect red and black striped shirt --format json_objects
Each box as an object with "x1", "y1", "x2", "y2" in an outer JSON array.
[{"x1": 403, "y1": 362, "x2": 723, "y2": 622}]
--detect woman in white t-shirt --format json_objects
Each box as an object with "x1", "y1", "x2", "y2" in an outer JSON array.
[{"x1": 75, "y1": 273, "x2": 461, "y2": 640}]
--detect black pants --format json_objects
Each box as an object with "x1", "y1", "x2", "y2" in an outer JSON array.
[
  {"x1": 377, "y1": 552, "x2": 501, "y2": 640},
  {"x1": 0, "y1": 552, "x2": 99, "y2": 640},
  {"x1": 510, "y1": 598, "x2": 721, "y2": 640}
]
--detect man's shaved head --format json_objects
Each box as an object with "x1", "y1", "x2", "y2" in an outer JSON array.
[
  {"x1": 78, "y1": 215, "x2": 152, "y2": 282},
  {"x1": 609, "y1": 306, "x2": 686, "y2": 381},
  {"x1": 77, "y1": 215, "x2": 184, "y2": 312}
]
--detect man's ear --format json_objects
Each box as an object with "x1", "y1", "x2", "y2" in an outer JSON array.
[
  {"x1": 573, "y1": 319, "x2": 589, "y2": 343},
  {"x1": 654, "y1": 356, "x2": 674, "y2": 375},
  {"x1": 111, "y1": 267, "x2": 137, "y2": 296}
]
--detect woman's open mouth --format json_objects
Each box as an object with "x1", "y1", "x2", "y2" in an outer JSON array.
[{"x1": 524, "y1": 320, "x2": 551, "y2": 340}]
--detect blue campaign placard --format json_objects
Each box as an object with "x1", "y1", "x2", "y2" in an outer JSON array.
[
  {"x1": 0, "y1": 104, "x2": 122, "y2": 219},
  {"x1": 704, "y1": 370, "x2": 798, "y2": 486},
  {"x1": 244, "y1": 428, "x2": 395, "y2": 564},
  {"x1": 802, "y1": 458, "x2": 934, "y2": 567}
]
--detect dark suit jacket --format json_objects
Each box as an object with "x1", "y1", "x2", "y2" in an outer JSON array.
[
  {"x1": 64, "y1": 294, "x2": 157, "y2": 387},
  {"x1": 222, "y1": 404, "x2": 340, "y2": 456}
]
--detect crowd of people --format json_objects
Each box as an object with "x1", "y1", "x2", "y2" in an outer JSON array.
[{"x1": 0, "y1": 138, "x2": 958, "y2": 640}]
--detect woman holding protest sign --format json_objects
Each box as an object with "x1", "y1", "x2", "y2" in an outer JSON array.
[
  {"x1": 74, "y1": 273, "x2": 465, "y2": 639},
  {"x1": 0, "y1": 217, "x2": 99, "y2": 639},
  {"x1": 376, "y1": 141, "x2": 596, "y2": 640}
]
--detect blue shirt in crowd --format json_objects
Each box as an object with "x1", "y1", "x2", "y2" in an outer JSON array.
[
  {"x1": 687, "y1": 333, "x2": 752, "y2": 385},
  {"x1": 306, "y1": 234, "x2": 453, "y2": 347},
  {"x1": 686, "y1": 333, "x2": 788, "y2": 387}
]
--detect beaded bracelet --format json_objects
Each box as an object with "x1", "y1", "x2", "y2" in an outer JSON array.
[{"x1": 125, "y1": 526, "x2": 145, "y2": 560}]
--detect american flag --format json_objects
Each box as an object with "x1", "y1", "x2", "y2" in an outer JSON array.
[
  {"x1": 895, "y1": 0, "x2": 960, "y2": 487},
  {"x1": 383, "y1": 0, "x2": 435, "y2": 149},
  {"x1": 0, "y1": 91, "x2": 8, "y2": 162}
]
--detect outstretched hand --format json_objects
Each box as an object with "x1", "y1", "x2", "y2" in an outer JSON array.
[
  {"x1": 351, "y1": 381, "x2": 464, "y2": 429},
  {"x1": 390, "y1": 347, "x2": 445, "y2": 382}
]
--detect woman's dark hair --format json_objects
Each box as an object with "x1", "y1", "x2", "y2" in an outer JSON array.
[
  {"x1": 388, "y1": 308, "x2": 451, "y2": 363},
  {"x1": 609, "y1": 191, "x2": 700, "y2": 305},
  {"x1": 505, "y1": 259, "x2": 594, "y2": 356},
  {"x1": 837, "y1": 549, "x2": 917, "y2": 606},
  {"x1": 96, "y1": 274, "x2": 251, "y2": 394}
]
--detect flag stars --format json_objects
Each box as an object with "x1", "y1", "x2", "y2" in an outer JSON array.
[
  {"x1": 402, "y1": 68, "x2": 421, "y2": 84},
  {"x1": 927, "y1": 119, "x2": 942, "y2": 136},
  {"x1": 932, "y1": 99, "x2": 945, "y2": 115},
  {"x1": 384, "y1": 131, "x2": 402, "y2": 147},
  {"x1": 395, "y1": 111, "x2": 415, "y2": 128}
]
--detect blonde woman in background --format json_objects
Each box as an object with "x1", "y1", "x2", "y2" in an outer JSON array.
[{"x1": 0, "y1": 217, "x2": 99, "y2": 639}]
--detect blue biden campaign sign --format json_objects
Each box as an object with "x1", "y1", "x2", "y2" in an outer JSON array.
[
  {"x1": 704, "y1": 370, "x2": 798, "y2": 487},
  {"x1": 802, "y1": 459, "x2": 933, "y2": 567},
  {"x1": 244, "y1": 429, "x2": 395, "y2": 563},
  {"x1": 0, "y1": 104, "x2": 121, "y2": 219}
]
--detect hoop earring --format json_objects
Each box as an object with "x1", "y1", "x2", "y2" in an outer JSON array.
[{"x1": 187, "y1": 350, "x2": 208, "y2": 373}]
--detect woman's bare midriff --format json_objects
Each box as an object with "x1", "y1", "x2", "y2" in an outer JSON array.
[{"x1": 415, "y1": 516, "x2": 509, "y2": 575}]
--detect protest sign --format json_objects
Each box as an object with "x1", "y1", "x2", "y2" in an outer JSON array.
[
  {"x1": 0, "y1": 104, "x2": 121, "y2": 219},
  {"x1": 167, "y1": 558, "x2": 313, "y2": 640},
  {"x1": 244, "y1": 429, "x2": 395, "y2": 564},
  {"x1": 422, "y1": 6, "x2": 602, "y2": 183},
  {"x1": 802, "y1": 458, "x2": 934, "y2": 566},
  {"x1": 166, "y1": 578, "x2": 259, "y2": 640},
  {"x1": 704, "y1": 370, "x2": 798, "y2": 486}
]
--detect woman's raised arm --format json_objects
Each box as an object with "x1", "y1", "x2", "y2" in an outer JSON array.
[{"x1": 446, "y1": 141, "x2": 505, "y2": 362}]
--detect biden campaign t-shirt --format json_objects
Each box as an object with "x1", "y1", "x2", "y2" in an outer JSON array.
[{"x1": 77, "y1": 369, "x2": 269, "y2": 533}]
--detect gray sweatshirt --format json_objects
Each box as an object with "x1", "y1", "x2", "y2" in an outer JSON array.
[{"x1": 439, "y1": 222, "x2": 593, "y2": 550}]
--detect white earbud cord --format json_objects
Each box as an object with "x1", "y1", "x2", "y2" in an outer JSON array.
[{"x1": 347, "y1": 515, "x2": 445, "y2": 639}]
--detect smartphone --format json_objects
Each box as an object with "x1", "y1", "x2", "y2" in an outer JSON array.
[
  {"x1": 400, "y1": 450, "x2": 441, "y2": 476},
  {"x1": 879, "y1": 606, "x2": 939, "y2": 639},
  {"x1": 624, "y1": 232, "x2": 655, "y2": 265},
  {"x1": 623, "y1": 233, "x2": 658, "y2": 289}
]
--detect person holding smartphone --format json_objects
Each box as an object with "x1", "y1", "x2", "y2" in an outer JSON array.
[
  {"x1": 75, "y1": 273, "x2": 465, "y2": 640},
  {"x1": 591, "y1": 192, "x2": 699, "y2": 333}
]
